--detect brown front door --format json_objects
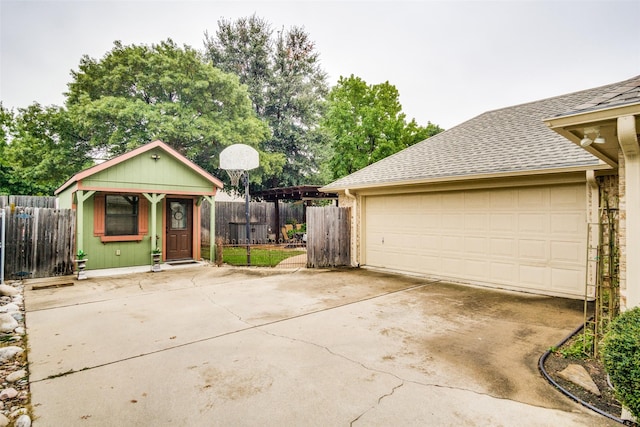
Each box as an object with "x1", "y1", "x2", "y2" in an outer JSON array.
[{"x1": 166, "y1": 199, "x2": 192, "y2": 260}]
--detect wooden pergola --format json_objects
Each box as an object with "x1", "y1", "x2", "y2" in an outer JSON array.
[{"x1": 252, "y1": 185, "x2": 338, "y2": 241}]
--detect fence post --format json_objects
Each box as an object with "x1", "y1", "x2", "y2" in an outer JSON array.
[{"x1": 0, "y1": 209, "x2": 5, "y2": 284}]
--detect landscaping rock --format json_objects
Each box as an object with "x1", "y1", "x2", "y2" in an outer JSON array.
[
  {"x1": 0, "y1": 388, "x2": 17, "y2": 401},
  {"x1": 6, "y1": 370, "x2": 26, "y2": 383},
  {"x1": 0, "y1": 347, "x2": 23, "y2": 363},
  {"x1": 0, "y1": 287, "x2": 17, "y2": 298},
  {"x1": 14, "y1": 414, "x2": 31, "y2": 427},
  {"x1": 0, "y1": 413, "x2": 9, "y2": 427},
  {"x1": 558, "y1": 364, "x2": 601, "y2": 396},
  {"x1": 0, "y1": 304, "x2": 19, "y2": 314},
  {"x1": 0, "y1": 315, "x2": 18, "y2": 333}
]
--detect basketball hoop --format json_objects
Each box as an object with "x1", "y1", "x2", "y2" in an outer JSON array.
[
  {"x1": 219, "y1": 144, "x2": 260, "y2": 267},
  {"x1": 226, "y1": 169, "x2": 245, "y2": 187}
]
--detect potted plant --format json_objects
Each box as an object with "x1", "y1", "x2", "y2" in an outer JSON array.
[
  {"x1": 151, "y1": 247, "x2": 162, "y2": 272},
  {"x1": 75, "y1": 250, "x2": 88, "y2": 280}
]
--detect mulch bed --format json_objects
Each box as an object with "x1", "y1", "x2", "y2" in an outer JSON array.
[{"x1": 542, "y1": 333, "x2": 638, "y2": 426}]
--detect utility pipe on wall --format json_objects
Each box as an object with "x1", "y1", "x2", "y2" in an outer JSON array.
[{"x1": 344, "y1": 189, "x2": 357, "y2": 267}]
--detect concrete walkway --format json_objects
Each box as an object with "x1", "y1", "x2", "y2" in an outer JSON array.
[{"x1": 25, "y1": 266, "x2": 614, "y2": 426}]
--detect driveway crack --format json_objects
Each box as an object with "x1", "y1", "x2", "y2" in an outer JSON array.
[
  {"x1": 256, "y1": 328, "x2": 513, "y2": 411},
  {"x1": 350, "y1": 381, "x2": 405, "y2": 426}
]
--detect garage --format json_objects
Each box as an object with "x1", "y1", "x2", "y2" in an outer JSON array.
[
  {"x1": 319, "y1": 77, "x2": 630, "y2": 300},
  {"x1": 363, "y1": 183, "x2": 587, "y2": 297}
]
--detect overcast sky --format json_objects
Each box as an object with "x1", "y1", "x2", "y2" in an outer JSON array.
[{"x1": 1, "y1": 0, "x2": 639, "y2": 129}]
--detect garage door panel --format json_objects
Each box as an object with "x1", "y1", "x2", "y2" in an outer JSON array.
[
  {"x1": 551, "y1": 241, "x2": 582, "y2": 263},
  {"x1": 465, "y1": 259, "x2": 489, "y2": 279},
  {"x1": 465, "y1": 213, "x2": 488, "y2": 231},
  {"x1": 519, "y1": 214, "x2": 548, "y2": 233},
  {"x1": 490, "y1": 214, "x2": 516, "y2": 233},
  {"x1": 422, "y1": 213, "x2": 442, "y2": 229},
  {"x1": 551, "y1": 213, "x2": 584, "y2": 234},
  {"x1": 491, "y1": 190, "x2": 517, "y2": 209},
  {"x1": 442, "y1": 193, "x2": 465, "y2": 209},
  {"x1": 442, "y1": 257, "x2": 462, "y2": 275},
  {"x1": 442, "y1": 235, "x2": 463, "y2": 252},
  {"x1": 551, "y1": 268, "x2": 584, "y2": 292},
  {"x1": 465, "y1": 192, "x2": 490, "y2": 208},
  {"x1": 465, "y1": 237, "x2": 487, "y2": 254},
  {"x1": 519, "y1": 188, "x2": 546, "y2": 208},
  {"x1": 519, "y1": 239, "x2": 548, "y2": 260},
  {"x1": 519, "y1": 264, "x2": 549, "y2": 287},
  {"x1": 550, "y1": 185, "x2": 582, "y2": 209},
  {"x1": 442, "y1": 214, "x2": 464, "y2": 231},
  {"x1": 490, "y1": 262, "x2": 517, "y2": 283},
  {"x1": 490, "y1": 238, "x2": 515, "y2": 257},
  {"x1": 365, "y1": 184, "x2": 586, "y2": 297}
]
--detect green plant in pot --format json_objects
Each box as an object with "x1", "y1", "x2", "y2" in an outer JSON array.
[{"x1": 75, "y1": 250, "x2": 88, "y2": 280}]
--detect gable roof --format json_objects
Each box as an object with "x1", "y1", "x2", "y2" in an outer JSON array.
[
  {"x1": 322, "y1": 77, "x2": 639, "y2": 192},
  {"x1": 55, "y1": 140, "x2": 223, "y2": 195}
]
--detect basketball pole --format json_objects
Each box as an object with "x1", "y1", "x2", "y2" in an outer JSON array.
[{"x1": 243, "y1": 171, "x2": 251, "y2": 266}]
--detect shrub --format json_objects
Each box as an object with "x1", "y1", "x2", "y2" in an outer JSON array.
[{"x1": 600, "y1": 307, "x2": 640, "y2": 419}]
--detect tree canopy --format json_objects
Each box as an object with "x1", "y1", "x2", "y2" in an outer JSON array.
[
  {"x1": 323, "y1": 75, "x2": 443, "y2": 179},
  {"x1": 66, "y1": 39, "x2": 284, "y2": 184},
  {"x1": 204, "y1": 16, "x2": 332, "y2": 187},
  {"x1": 0, "y1": 103, "x2": 92, "y2": 195}
]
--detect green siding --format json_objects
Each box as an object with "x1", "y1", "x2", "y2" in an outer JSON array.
[
  {"x1": 82, "y1": 148, "x2": 215, "y2": 193},
  {"x1": 56, "y1": 185, "x2": 76, "y2": 209},
  {"x1": 81, "y1": 195, "x2": 163, "y2": 270}
]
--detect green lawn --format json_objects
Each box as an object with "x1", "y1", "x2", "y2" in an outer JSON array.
[{"x1": 203, "y1": 246, "x2": 305, "y2": 267}]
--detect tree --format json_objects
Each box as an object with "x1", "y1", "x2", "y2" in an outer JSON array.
[
  {"x1": 204, "y1": 16, "x2": 331, "y2": 187},
  {"x1": 323, "y1": 75, "x2": 443, "y2": 179},
  {"x1": 1, "y1": 103, "x2": 92, "y2": 195},
  {"x1": 65, "y1": 39, "x2": 282, "y2": 183},
  {"x1": 0, "y1": 104, "x2": 13, "y2": 194}
]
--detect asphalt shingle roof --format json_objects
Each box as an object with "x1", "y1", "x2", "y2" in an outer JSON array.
[
  {"x1": 554, "y1": 75, "x2": 640, "y2": 117},
  {"x1": 323, "y1": 76, "x2": 639, "y2": 191}
]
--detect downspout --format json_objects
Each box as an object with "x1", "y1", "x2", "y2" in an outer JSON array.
[
  {"x1": 617, "y1": 115, "x2": 640, "y2": 309},
  {"x1": 586, "y1": 171, "x2": 599, "y2": 300},
  {"x1": 344, "y1": 189, "x2": 357, "y2": 267}
]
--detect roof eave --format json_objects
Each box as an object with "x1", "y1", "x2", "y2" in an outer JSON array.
[{"x1": 321, "y1": 164, "x2": 610, "y2": 193}]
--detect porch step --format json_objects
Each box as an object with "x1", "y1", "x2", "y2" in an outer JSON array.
[{"x1": 166, "y1": 259, "x2": 198, "y2": 266}]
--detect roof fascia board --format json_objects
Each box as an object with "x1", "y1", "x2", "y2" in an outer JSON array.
[
  {"x1": 348, "y1": 171, "x2": 588, "y2": 197},
  {"x1": 322, "y1": 164, "x2": 610, "y2": 194}
]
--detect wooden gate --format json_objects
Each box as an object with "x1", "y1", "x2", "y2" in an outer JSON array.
[
  {"x1": 2, "y1": 207, "x2": 76, "y2": 280},
  {"x1": 306, "y1": 206, "x2": 351, "y2": 268}
]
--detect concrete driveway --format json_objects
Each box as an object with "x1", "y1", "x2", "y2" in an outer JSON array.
[{"x1": 25, "y1": 266, "x2": 612, "y2": 426}]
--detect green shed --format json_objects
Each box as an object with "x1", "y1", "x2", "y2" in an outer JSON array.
[{"x1": 55, "y1": 140, "x2": 223, "y2": 271}]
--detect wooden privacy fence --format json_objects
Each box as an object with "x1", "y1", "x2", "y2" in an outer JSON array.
[
  {"x1": 1, "y1": 207, "x2": 75, "y2": 280},
  {"x1": 0, "y1": 195, "x2": 57, "y2": 208},
  {"x1": 201, "y1": 201, "x2": 304, "y2": 244},
  {"x1": 306, "y1": 206, "x2": 351, "y2": 268}
]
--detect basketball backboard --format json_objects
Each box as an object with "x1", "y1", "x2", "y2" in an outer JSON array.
[{"x1": 219, "y1": 144, "x2": 259, "y2": 171}]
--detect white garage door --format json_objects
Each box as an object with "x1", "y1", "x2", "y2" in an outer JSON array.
[{"x1": 364, "y1": 184, "x2": 587, "y2": 297}]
